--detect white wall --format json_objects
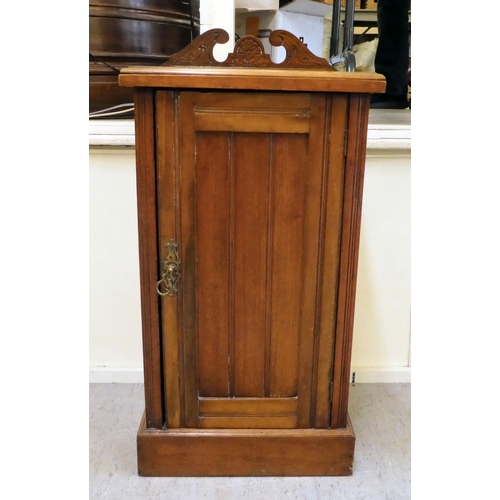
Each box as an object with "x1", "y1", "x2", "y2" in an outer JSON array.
[
  {"x1": 89, "y1": 149, "x2": 143, "y2": 382},
  {"x1": 273, "y1": 11, "x2": 325, "y2": 62},
  {"x1": 200, "y1": 0, "x2": 235, "y2": 61},
  {"x1": 351, "y1": 150, "x2": 411, "y2": 383},
  {"x1": 235, "y1": 6, "x2": 327, "y2": 63},
  {"x1": 89, "y1": 144, "x2": 410, "y2": 383}
]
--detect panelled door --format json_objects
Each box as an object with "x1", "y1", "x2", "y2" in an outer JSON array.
[{"x1": 156, "y1": 90, "x2": 348, "y2": 429}]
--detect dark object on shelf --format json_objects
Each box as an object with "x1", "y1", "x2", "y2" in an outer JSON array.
[{"x1": 89, "y1": 0, "x2": 200, "y2": 114}]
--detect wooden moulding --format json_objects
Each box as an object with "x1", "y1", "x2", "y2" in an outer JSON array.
[
  {"x1": 119, "y1": 29, "x2": 386, "y2": 94},
  {"x1": 161, "y1": 28, "x2": 329, "y2": 69},
  {"x1": 137, "y1": 412, "x2": 355, "y2": 477}
]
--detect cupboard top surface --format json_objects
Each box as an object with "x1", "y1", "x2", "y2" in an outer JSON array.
[{"x1": 119, "y1": 65, "x2": 385, "y2": 93}]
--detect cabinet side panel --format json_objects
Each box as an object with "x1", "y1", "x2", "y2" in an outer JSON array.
[
  {"x1": 134, "y1": 88, "x2": 163, "y2": 428},
  {"x1": 196, "y1": 132, "x2": 231, "y2": 398},
  {"x1": 331, "y1": 94, "x2": 371, "y2": 429},
  {"x1": 295, "y1": 95, "x2": 327, "y2": 427},
  {"x1": 313, "y1": 94, "x2": 348, "y2": 428}
]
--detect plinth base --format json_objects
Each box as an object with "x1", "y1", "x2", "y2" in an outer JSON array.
[{"x1": 137, "y1": 412, "x2": 355, "y2": 476}]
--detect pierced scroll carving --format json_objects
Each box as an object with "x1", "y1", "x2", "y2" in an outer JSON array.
[
  {"x1": 268, "y1": 30, "x2": 330, "y2": 68},
  {"x1": 163, "y1": 29, "x2": 332, "y2": 69},
  {"x1": 163, "y1": 29, "x2": 230, "y2": 66}
]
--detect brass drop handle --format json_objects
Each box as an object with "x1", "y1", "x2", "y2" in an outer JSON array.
[{"x1": 156, "y1": 240, "x2": 181, "y2": 296}]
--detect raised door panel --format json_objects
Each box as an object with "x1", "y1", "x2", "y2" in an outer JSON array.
[{"x1": 156, "y1": 90, "x2": 348, "y2": 429}]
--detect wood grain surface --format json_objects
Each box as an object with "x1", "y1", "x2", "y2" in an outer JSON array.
[
  {"x1": 127, "y1": 28, "x2": 378, "y2": 476},
  {"x1": 137, "y1": 412, "x2": 355, "y2": 476}
]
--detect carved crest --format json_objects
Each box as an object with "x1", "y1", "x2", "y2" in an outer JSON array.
[{"x1": 163, "y1": 28, "x2": 332, "y2": 69}]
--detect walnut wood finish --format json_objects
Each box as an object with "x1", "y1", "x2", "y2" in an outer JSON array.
[
  {"x1": 122, "y1": 29, "x2": 385, "y2": 476},
  {"x1": 163, "y1": 28, "x2": 329, "y2": 68},
  {"x1": 119, "y1": 29, "x2": 385, "y2": 94},
  {"x1": 133, "y1": 89, "x2": 163, "y2": 429},
  {"x1": 137, "y1": 412, "x2": 355, "y2": 476},
  {"x1": 156, "y1": 90, "x2": 342, "y2": 430},
  {"x1": 120, "y1": 65, "x2": 385, "y2": 93},
  {"x1": 331, "y1": 93, "x2": 372, "y2": 429}
]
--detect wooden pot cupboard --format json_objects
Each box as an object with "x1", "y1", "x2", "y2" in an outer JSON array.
[{"x1": 119, "y1": 28, "x2": 385, "y2": 477}]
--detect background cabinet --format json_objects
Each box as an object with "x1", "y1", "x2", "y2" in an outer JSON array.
[{"x1": 119, "y1": 27, "x2": 385, "y2": 476}]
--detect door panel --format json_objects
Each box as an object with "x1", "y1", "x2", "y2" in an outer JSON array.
[
  {"x1": 268, "y1": 134, "x2": 308, "y2": 398},
  {"x1": 232, "y1": 133, "x2": 270, "y2": 398},
  {"x1": 156, "y1": 90, "x2": 346, "y2": 429},
  {"x1": 196, "y1": 132, "x2": 231, "y2": 397}
]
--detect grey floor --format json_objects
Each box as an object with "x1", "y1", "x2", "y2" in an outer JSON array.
[{"x1": 90, "y1": 383, "x2": 410, "y2": 499}]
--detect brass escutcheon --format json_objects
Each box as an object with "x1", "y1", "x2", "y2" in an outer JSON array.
[{"x1": 156, "y1": 240, "x2": 181, "y2": 296}]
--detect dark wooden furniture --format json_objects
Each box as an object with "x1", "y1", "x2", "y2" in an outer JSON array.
[
  {"x1": 119, "y1": 28, "x2": 385, "y2": 477},
  {"x1": 89, "y1": 0, "x2": 199, "y2": 113}
]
